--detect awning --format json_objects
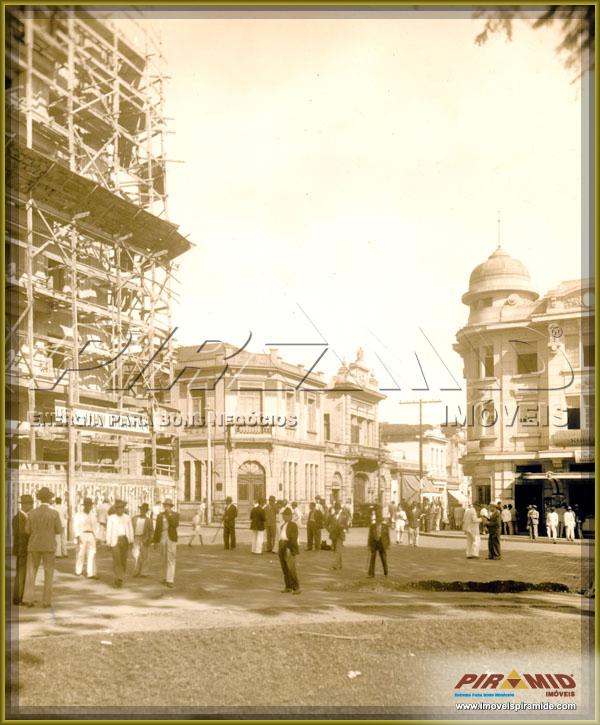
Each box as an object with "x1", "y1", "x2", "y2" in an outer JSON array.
[
  {"x1": 448, "y1": 490, "x2": 467, "y2": 503},
  {"x1": 399, "y1": 474, "x2": 420, "y2": 503},
  {"x1": 420, "y1": 477, "x2": 438, "y2": 493}
]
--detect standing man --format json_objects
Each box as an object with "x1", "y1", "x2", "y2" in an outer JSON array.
[
  {"x1": 573, "y1": 505, "x2": 585, "y2": 539},
  {"x1": 486, "y1": 502, "x2": 502, "y2": 560},
  {"x1": 132, "y1": 503, "x2": 154, "y2": 577},
  {"x1": 153, "y1": 498, "x2": 179, "y2": 588},
  {"x1": 12, "y1": 494, "x2": 33, "y2": 606},
  {"x1": 564, "y1": 506, "x2": 576, "y2": 541},
  {"x1": 388, "y1": 499, "x2": 398, "y2": 527},
  {"x1": 546, "y1": 507, "x2": 559, "y2": 543},
  {"x1": 223, "y1": 496, "x2": 237, "y2": 550},
  {"x1": 509, "y1": 504, "x2": 518, "y2": 534},
  {"x1": 291, "y1": 501, "x2": 302, "y2": 527},
  {"x1": 200, "y1": 498, "x2": 207, "y2": 525},
  {"x1": 22, "y1": 487, "x2": 62, "y2": 608},
  {"x1": 74, "y1": 497, "x2": 99, "y2": 579},
  {"x1": 501, "y1": 505, "x2": 512, "y2": 536},
  {"x1": 264, "y1": 496, "x2": 278, "y2": 553},
  {"x1": 527, "y1": 505, "x2": 540, "y2": 540},
  {"x1": 250, "y1": 498, "x2": 266, "y2": 554},
  {"x1": 367, "y1": 509, "x2": 390, "y2": 577},
  {"x1": 278, "y1": 507, "x2": 300, "y2": 594},
  {"x1": 106, "y1": 499, "x2": 134, "y2": 587},
  {"x1": 463, "y1": 501, "x2": 482, "y2": 559},
  {"x1": 454, "y1": 503, "x2": 465, "y2": 531},
  {"x1": 395, "y1": 505, "x2": 407, "y2": 544},
  {"x1": 326, "y1": 501, "x2": 350, "y2": 570},
  {"x1": 188, "y1": 507, "x2": 204, "y2": 547},
  {"x1": 406, "y1": 503, "x2": 422, "y2": 547},
  {"x1": 306, "y1": 501, "x2": 324, "y2": 551},
  {"x1": 96, "y1": 497, "x2": 109, "y2": 544},
  {"x1": 53, "y1": 496, "x2": 68, "y2": 558}
]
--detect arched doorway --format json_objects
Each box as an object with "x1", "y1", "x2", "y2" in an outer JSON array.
[
  {"x1": 353, "y1": 473, "x2": 370, "y2": 506},
  {"x1": 331, "y1": 472, "x2": 343, "y2": 504},
  {"x1": 237, "y1": 461, "x2": 266, "y2": 518}
]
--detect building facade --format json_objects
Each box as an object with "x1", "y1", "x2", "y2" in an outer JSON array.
[
  {"x1": 6, "y1": 8, "x2": 192, "y2": 533},
  {"x1": 453, "y1": 244, "x2": 594, "y2": 533},
  {"x1": 169, "y1": 345, "x2": 392, "y2": 520}
]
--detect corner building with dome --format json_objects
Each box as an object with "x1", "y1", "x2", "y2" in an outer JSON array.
[{"x1": 453, "y1": 245, "x2": 595, "y2": 535}]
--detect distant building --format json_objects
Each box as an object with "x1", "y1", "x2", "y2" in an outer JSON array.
[{"x1": 453, "y1": 244, "x2": 594, "y2": 533}]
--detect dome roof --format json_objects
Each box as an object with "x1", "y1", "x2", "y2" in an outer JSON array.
[{"x1": 462, "y1": 246, "x2": 539, "y2": 305}]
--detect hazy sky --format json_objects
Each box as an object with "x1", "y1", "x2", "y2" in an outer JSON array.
[{"x1": 133, "y1": 11, "x2": 585, "y2": 424}]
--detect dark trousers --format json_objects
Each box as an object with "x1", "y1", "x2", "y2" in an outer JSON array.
[
  {"x1": 265, "y1": 525, "x2": 276, "y2": 552},
  {"x1": 111, "y1": 536, "x2": 129, "y2": 581},
  {"x1": 278, "y1": 542, "x2": 299, "y2": 591},
  {"x1": 368, "y1": 541, "x2": 388, "y2": 576},
  {"x1": 306, "y1": 524, "x2": 321, "y2": 551},
  {"x1": 223, "y1": 523, "x2": 236, "y2": 549},
  {"x1": 13, "y1": 555, "x2": 27, "y2": 604},
  {"x1": 488, "y1": 530, "x2": 501, "y2": 559}
]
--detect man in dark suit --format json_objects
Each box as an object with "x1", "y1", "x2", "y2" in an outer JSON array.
[
  {"x1": 153, "y1": 498, "x2": 179, "y2": 588},
  {"x1": 306, "y1": 501, "x2": 324, "y2": 551},
  {"x1": 22, "y1": 487, "x2": 63, "y2": 608},
  {"x1": 223, "y1": 496, "x2": 237, "y2": 550},
  {"x1": 278, "y1": 507, "x2": 300, "y2": 594},
  {"x1": 264, "y1": 496, "x2": 278, "y2": 552},
  {"x1": 326, "y1": 501, "x2": 350, "y2": 569},
  {"x1": 367, "y1": 508, "x2": 390, "y2": 577},
  {"x1": 250, "y1": 499, "x2": 266, "y2": 554},
  {"x1": 12, "y1": 494, "x2": 34, "y2": 605},
  {"x1": 486, "y1": 502, "x2": 502, "y2": 560}
]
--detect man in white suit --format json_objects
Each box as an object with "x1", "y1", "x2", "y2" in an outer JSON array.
[
  {"x1": 106, "y1": 499, "x2": 134, "y2": 587},
  {"x1": 463, "y1": 502, "x2": 482, "y2": 559}
]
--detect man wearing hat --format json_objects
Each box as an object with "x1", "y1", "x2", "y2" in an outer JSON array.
[
  {"x1": 564, "y1": 506, "x2": 576, "y2": 541},
  {"x1": 132, "y1": 503, "x2": 154, "y2": 577},
  {"x1": 527, "y1": 504, "x2": 539, "y2": 540},
  {"x1": 222, "y1": 496, "x2": 237, "y2": 550},
  {"x1": 153, "y1": 498, "x2": 179, "y2": 587},
  {"x1": 22, "y1": 487, "x2": 63, "y2": 608},
  {"x1": 74, "y1": 497, "x2": 100, "y2": 578},
  {"x1": 485, "y1": 502, "x2": 502, "y2": 560},
  {"x1": 12, "y1": 494, "x2": 34, "y2": 605},
  {"x1": 106, "y1": 499, "x2": 134, "y2": 587},
  {"x1": 264, "y1": 495, "x2": 278, "y2": 553}
]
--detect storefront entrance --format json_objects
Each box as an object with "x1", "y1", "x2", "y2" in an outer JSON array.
[{"x1": 237, "y1": 461, "x2": 266, "y2": 519}]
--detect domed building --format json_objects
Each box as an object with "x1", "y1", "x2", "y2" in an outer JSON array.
[{"x1": 453, "y1": 244, "x2": 595, "y2": 536}]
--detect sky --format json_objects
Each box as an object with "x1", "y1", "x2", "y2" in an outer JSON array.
[{"x1": 124, "y1": 10, "x2": 586, "y2": 424}]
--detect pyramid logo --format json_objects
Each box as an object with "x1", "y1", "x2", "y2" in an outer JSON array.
[{"x1": 500, "y1": 669, "x2": 529, "y2": 690}]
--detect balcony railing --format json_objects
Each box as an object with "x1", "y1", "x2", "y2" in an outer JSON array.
[{"x1": 550, "y1": 430, "x2": 595, "y2": 447}]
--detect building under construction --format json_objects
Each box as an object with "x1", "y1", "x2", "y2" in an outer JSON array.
[{"x1": 5, "y1": 7, "x2": 193, "y2": 533}]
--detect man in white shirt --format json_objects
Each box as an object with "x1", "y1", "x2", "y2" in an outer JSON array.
[
  {"x1": 501, "y1": 505, "x2": 512, "y2": 536},
  {"x1": 463, "y1": 502, "x2": 482, "y2": 559},
  {"x1": 291, "y1": 501, "x2": 302, "y2": 526},
  {"x1": 395, "y1": 507, "x2": 408, "y2": 544},
  {"x1": 54, "y1": 496, "x2": 68, "y2": 557},
  {"x1": 74, "y1": 497, "x2": 99, "y2": 579},
  {"x1": 96, "y1": 497, "x2": 109, "y2": 543},
  {"x1": 106, "y1": 499, "x2": 134, "y2": 587},
  {"x1": 564, "y1": 506, "x2": 576, "y2": 541},
  {"x1": 546, "y1": 507, "x2": 559, "y2": 542}
]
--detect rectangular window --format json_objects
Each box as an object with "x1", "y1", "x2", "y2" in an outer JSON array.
[
  {"x1": 582, "y1": 395, "x2": 595, "y2": 430},
  {"x1": 286, "y1": 391, "x2": 295, "y2": 414},
  {"x1": 480, "y1": 347, "x2": 494, "y2": 378},
  {"x1": 517, "y1": 352, "x2": 540, "y2": 374},
  {"x1": 282, "y1": 463, "x2": 287, "y2": 500},
  {"x1": 304, "y1": 464, "x2": 309, "y2": 500},
  {"x1": 518, "y1": 403, "x2": 539, "y2": 433},
  {"x1": 294, "y1": 463, "x2": 298, "y2": 501},
  {"x1": 324, "y1": 413, "x2": 331, "y2": 440},
  {"x1": 481, "y1": 401, "x2": 496, "y2": 436},
  {"x1": 194, "y1": 461, "x2": 203, "y2": 501},
  {"x1": 315, "y1": 464, "x2": 319, "y2": 497},
  {"x1": 239, "y1": 388, "x2": 262, "y2": 414},
  {"x1": 190, "y1": 388, "x2": 206, "y2": 416},
  {"x1": 583, "y1": 344, "x2": 595, "y2": 368},
  {"x1": 307, "y1": 395, "x2": 316, "y2": 431},
  {"x1": 184, "y1": 461, "x2": 191, "y2": 501},
  {"x1": 474, "y1": 483, "x2": 491, "y2": 505},
  {"x1": 351, "y1": 417, "x2": 360, "y2": 444},
  {"x1": 566, "y1": 396, "x2": 581, "y2": 430}
]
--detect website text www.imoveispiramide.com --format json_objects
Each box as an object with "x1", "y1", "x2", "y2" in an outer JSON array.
[{"x1": 456, "y1": 703, "x2": 577, "y2": 711}]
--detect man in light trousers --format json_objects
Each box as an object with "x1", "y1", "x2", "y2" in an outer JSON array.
[
  {"x1": 74, "y1": 497, "x2": 99, "y2": 578},
  {"x1": 153, "y1": 498, "x2": 179, "y2": 588},
  {"x1": 463, "y1": 502, "x2": 482, "y2": 559}
]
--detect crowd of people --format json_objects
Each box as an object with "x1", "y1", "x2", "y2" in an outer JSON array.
[{"x1": 11, "y1": 487, "x2": 587, "y2": 608}]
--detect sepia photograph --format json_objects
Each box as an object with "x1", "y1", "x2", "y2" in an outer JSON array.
[{"x1": 4, "y1": 2, "x2": 595, "y2": 720}]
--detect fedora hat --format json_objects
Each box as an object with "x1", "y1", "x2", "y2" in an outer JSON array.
[{"x1": 36, "y1": 487, "x2": 54, "y2": 503}]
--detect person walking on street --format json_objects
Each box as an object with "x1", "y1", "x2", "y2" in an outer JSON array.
[
  {"x1": 546, "y1": 507, "x2": 559, "y2": 542},
  {"x1": 96, "y1": 497, "x2": 109, "y2": 543},
  {"x1": 12, "y1": 494, "x2": 33, "y2": 605},
  {"x1": 395, "y1": 506, "x2": 407, "y2": 544},
  {"x1": 433, "y1": 501, "x2": 442, "y2": 532},
  {"x1": 509, "y1": 504, "x2": 518, "y2": 534},
  {"x1": 106, "y1": 499, "x2": 134, "y2": 587},
  {"x1": 326, "y1": 501, "x2": 350, "y2": 569},
  {"x1": 463, "y1": 501, "x2": 482, "y2": 559},
  {"x1": 278, "y1": 507, "x2": 300, "y2": 594},
  {"x1": 223, "y1": 496, "x2": 237, "y2": 550},
  {"x1": 53, "y1": 496, "x2": 68, "y2": 558},
  {"x1": 564, "y1": 506, "x2": 576, "y2": 541},
  {"x1": 188, "y1": 508, "x2": 204, "y2": 547},
  {"x1": 501, "y1": 505, "x2": 512, "y2": 536},
  {"x1": 250, "y1": 499, "x2": 266, "y2": 554},
  {"x1": 527, "y1": 505, "x2": 539, "y2": 540},
  {"x1": 74, "y1": 497, "x2": 99, "y2": 579},
  {"x1": 22, "y1": 487, "x2": 63, "y2": 608},
  {"x1": 132, "y1": 503, "x2": 154, "y2": 576},
  {"x1": 200, "y1": 498, "x2": 207, "y2": 525},
  {"x1": 486, "y1": 503, "x2": 502, "y2": 560},
  {"x1": 264, "y1": 496, "x2": 278, "y2": 552},
  {"x1": 573, "y1": 505, "x2": 584, "y2": 539},
  {"x1": 306, "y1": 501, "x2": 324, "y2": 551},
  {"x1": 406, "y1": 503, "x2": 422, "y2": 547},
  {"x1": 153, "y1": 498, "x2": 179, "y2": 587},
  {"x1": 367, "y1": 509, "x2": 390, "y2": 577}
]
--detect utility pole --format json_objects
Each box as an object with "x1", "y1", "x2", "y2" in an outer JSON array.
[{"x1": 398, "y1": 399, "x2": 441, "y2": 491}]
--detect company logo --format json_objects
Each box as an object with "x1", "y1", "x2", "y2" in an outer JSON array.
[{"x1": 455, "y1": 671, "x2": 576, "y2": 698}]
